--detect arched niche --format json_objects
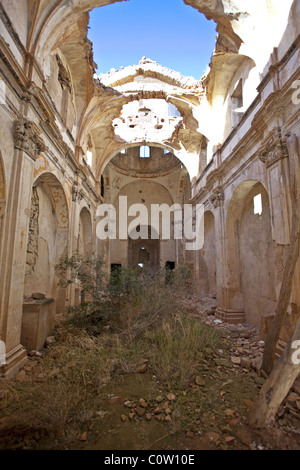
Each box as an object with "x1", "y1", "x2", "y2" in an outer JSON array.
[
  {"x1": 110, "y1": 179, "x2": 176, "y2": 268},
  {"x1": 225, "y1": 180, "x2": 277, "y2": 327},
  {"x1": 23, "y1": 172, "x2": 69, "y2": 311},
  {"x1": 128, "y1": 226, "x2": 160, "y2": 269}
]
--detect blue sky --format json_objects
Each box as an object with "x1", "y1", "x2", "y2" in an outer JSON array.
[{"x1": 88, "y1": 0, "x2": 217, "y2": 80}]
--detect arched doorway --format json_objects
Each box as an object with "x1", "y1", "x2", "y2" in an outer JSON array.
[
  {"x1": 110, "y1": 179, "x2": 177, "y2": 268},
  {"x1": 128, "y1": 226, "x2": 160, "y2": 268},
  {"x1": 225, "y1": 180, "x2": 277, "y2": 327},
  {"x1": 238, "y1": 184, "x2": 277, "y2": 327}
]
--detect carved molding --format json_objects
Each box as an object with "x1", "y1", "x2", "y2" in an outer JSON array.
[
  {"x1": 259, "y1": 128, "x2": 289, "y2": 167},
  {"x1": 14, "y1": 119, "x2": 46, "y2": 160},
  {"x1": 209, "y1": 186, "x2": 225, "y2": 209},
  {"x1": 72, "y1": 183, "x2": 84, "y2": 203}
]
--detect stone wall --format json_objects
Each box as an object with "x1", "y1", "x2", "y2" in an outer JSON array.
[{"x1": 0, "y1": 0, "x2": 299, "y2": 378}]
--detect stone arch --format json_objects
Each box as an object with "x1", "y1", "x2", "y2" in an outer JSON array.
[
  {"x1": 29, "y1": 0, "x2": 295, "y2": 81},
  {"x1": 225, "y1": 179, "x2": 277, "y2": 326},
  {"x1": 78, "y1": 206, "x2": 93, "y2": 257},
  {"x1": 100, "y1": 142, "x2": 195, "y2": 183},
  {"x1": 110, "y1": 179, "x2": 176, "y2": 268},
  {"x1": 29, "y1": 1, "x2": 241, "y2": 66},
  {"x1": 24, "y1": 172, "x2": 69, "y2": 308},
  {"x1": 33, "y1": 171, "x2": 69, "y2": 230}
]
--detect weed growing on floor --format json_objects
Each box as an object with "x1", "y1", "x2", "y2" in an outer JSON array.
[{"x1": 0, "y1": 260, "x2": 221, "y2": 449}]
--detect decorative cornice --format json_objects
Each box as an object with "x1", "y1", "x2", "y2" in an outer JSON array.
[
  {"x1": 209, "y1": 186, "x2": 225, "y2": 209},
  {"x1": 259, "y1": 128, "x2": 289, "y2": 167},
  {"x1": 14, "y1": 119, "x2": 46, "y2": 160}
]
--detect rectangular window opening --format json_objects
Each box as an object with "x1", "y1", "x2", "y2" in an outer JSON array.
[
  {"x1": 140, "y1": 145, "x2": 150, "y2": 158},
  {"x1": 254, "y1": 194, "x2": 262, "y2": 215}
]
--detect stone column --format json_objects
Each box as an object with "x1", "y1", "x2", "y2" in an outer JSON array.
[
  {"x1": 212, "y1": 186, "x2": 245, "y2": 324},
  {"x1": 0, "y1": 118, "x2": 45, "y2": 379},
  {"x1": 65, "y1": 181, "x2": 85, "y2": 307},
  {"x1": 259, "y1": 129, "x2": 300, "y2": 350}
]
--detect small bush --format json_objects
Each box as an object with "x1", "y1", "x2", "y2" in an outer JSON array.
[{"x1": 142, "y1": 315, "x2": 220, "y2": 386}]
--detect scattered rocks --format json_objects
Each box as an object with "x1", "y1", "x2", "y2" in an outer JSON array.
[
  {"x1": 167, "y1": 393, "x2": 176, "y2": 401},
  {"x1": 15, "y1": 370, "x2": 26, "y2": 382},
  {"x1": 28, "y1": 350, "x2": 43, "y2": 358},
  {"x1": 35, "y1": 373, "x2": 46, "y2": 382},
  {"x1": 241, "y1": 357, "x2": 251, "y2": 369},
  {"x1": 215, "y1": 358, "x2": 232, "y2": 368},
  {"x1": 139, "y1": 398, "x2": 148, "y2": 408},
  {"x1": 137, "y1": 364, "x2": 147, "y2": 374},
  {"x1": 206, "y1": 432, "x2": 221, "y2": 443},
  {"x1": 231, "y1": 356, "x2": 241, "y2": 365},
  {"x1": 31, "y1": 293, "x2": 46, "y2": 300},
  {"x1": 195, "y1": 376, "x2": 205, "y2": 386},
  {"x1": 45, "y1": 336, "x2": 56, "y2": 347},
  {"x1": 77, "y1": 410, "x2": 94, "y2": 423},
  {"x1": 96, "y1": 410, "x2": 108, "y2": 419},
  {"x1": 251, "y1": 356, "x2": 263, "y2": 371},
  {"x1": 254, "y1": 376, "x2": 265, "y2": 386},
  {"x1": 135, "y1": 406, "x2": 146, "y2": 418}
]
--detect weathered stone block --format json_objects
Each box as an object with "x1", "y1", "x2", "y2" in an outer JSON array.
[{"x1": 21, "y1": 298, "x2": 55, "y2": 352}]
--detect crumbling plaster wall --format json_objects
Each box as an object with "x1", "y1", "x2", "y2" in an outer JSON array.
[
  {"x1": 238, "y1": 185, "x2": 277, "y2": 327},
  {"x1": 0, "y1": 0, "x2": 299, "y2": 379},
  {"x1": 24, "y1": 183, "x2": 57, "y2": 299}
]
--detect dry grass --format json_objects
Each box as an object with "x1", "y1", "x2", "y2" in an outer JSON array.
[
  {"x1": 143, "y1": 315, "x2": 220, "y2": 386},
  {"x1": 0, "y1": 266, "x2": 220, "y2": 449}
]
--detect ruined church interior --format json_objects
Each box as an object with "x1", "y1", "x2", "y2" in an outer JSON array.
[{"x1": 0, "y1": 0, "x2": 300, "y2": 452}]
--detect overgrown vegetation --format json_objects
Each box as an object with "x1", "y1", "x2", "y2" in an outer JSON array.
[
  {"x1": 55, "y1": 255, "x2": 192, "y2": 336},
  {"x1": 0, "y1": 257, "x2": 222, "y2": 449}
]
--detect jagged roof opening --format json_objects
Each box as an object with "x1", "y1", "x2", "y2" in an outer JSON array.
[{"x1": 88, "y1": 0, "x2": 217, "y2": 80}]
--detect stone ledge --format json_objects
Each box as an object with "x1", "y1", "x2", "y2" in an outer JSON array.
[
  {"x1": 21, "y1": 298, "x2": 56, "y2": 352},
  {"x1": 215, "y1": 307, "x2": 245, "y2": 324}
]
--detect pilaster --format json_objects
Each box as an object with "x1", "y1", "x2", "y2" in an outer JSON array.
[{"x1": 0, "y1": 118, "x2": 45, "y2": 379}]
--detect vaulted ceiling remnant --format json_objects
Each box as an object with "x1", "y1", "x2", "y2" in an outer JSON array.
[
  {"x1": 18, "y1": 0, "x2": 294, "y2": 177},
  {"x1": 183, "y1": 0, "x2": 244, "y2": 54}
]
